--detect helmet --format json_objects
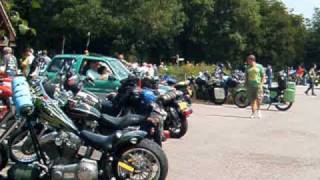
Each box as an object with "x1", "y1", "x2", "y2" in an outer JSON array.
[
  {"x1": 141, "y1": 89, "x2": 156, "y2": 105},
  {"x1": 64, "y1": 70, "x2": 82, "y2": 94}
]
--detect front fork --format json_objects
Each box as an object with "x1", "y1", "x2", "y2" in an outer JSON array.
[{"x1": 26, "y1": 115, "x2": 50, "y2": 167}]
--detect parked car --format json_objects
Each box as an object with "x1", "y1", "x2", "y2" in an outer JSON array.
[{"x1": 45, "y1": 54, "x2": 130, "y2": 94}]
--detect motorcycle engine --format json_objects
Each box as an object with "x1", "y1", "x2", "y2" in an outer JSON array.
[
  {"x1": 51, "y1": 158, "x2": 98, "y2": 180},
  {"x1": 40, "y1": 131, "x2": 81, "y2": 164},
  {"x1": 41, "y1": 131, "x2": 99, "y2": 180}
]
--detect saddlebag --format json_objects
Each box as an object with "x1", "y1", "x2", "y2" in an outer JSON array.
[{"x1": 284, "y1": 88, "x2": 295, "y2": 102}]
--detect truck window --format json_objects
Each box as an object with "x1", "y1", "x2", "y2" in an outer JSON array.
[{"x1": 47, "y1": 58, "x2": 76, "y2": 72}]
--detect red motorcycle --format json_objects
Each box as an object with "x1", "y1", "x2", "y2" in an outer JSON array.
[{"x1": 0, "y1": 74, "x2": 13, "y2": 121}]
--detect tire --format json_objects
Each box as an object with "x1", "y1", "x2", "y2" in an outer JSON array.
[
  {"x1": 234, "y1": 90, "x2": 250, "y2": 108},
  {"x1": 113, "y1": 139, "x2": 168, "y2": 180},
  {"x1": 0, "y1": 143, "x2": 9, "y2": 171},
  {"x1": 169, "y1": 116, "x2": 188, "y2": 139},
  {"x1": 8, "y1": 128, "x2": 37, "y2": 164},
  {"x1": 275, "y1": 102, "x2": 293, "y2": 111}
]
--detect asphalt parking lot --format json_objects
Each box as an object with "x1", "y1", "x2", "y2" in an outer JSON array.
[{"x1": 164, "y1": 86, "x2": 320, "y2": 180}]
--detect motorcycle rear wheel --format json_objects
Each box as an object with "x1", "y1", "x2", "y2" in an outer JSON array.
[
  {"x1": 275, "y1": 102, "x2": 293, "y2": 111},
  {"x1": 234, "y1": 90, "x2": 250, "y2": 108},
  {"x1": 111, "y1": 139, "x2": 168, "y2": 180}
]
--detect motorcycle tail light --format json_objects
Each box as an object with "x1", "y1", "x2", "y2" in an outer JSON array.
[
  {"x1": 163, "y1": 130, "x2": 170, "y2": 140},
  {"x1": 0, "y1": 105, "x2": 8, "y2": 119},
  {"x1": 183, "y1": 109, "x2": 193, "y2": 117}
]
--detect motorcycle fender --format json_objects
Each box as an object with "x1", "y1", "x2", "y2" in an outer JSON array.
[
  {"x1": 236, "y1": 87, "x2": 247, "y2": 93},
  {"x1": 113, "y1": 130, "x2": 147, "y2": 149}
]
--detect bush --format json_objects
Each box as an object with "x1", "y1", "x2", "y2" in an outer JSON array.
[{"x1": 159, "y1": 63, "x2": 216, "y2": 81}]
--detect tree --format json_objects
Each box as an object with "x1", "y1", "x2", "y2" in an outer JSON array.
[{"x1": 305, "y1": 8, "x2": 320, "y2": 67}]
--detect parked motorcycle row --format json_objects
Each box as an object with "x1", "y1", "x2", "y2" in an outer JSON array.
[
  {"x1": 0, "y1": 57, "x2": 193, "y2": 179},
  {"x1": 192, "y1": 68, "x2": 296, "y2": 111}
]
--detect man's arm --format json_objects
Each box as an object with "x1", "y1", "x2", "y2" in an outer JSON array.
[{"x1": 261, "y1": 66, "x2": 266, "y2": 85}]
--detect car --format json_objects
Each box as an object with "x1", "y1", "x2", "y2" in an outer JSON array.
[{"x1": 45, "y1": 54, "x2": 130, "y2": 94}]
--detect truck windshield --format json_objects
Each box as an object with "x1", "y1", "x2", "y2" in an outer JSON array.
[{"x1": 108, "y1": 60, "x2": 130, "y2": 80}]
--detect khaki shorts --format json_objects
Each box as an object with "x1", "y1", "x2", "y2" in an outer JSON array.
[{"x1": 247, "y1": 85, "x2": 263, "y2": 102}]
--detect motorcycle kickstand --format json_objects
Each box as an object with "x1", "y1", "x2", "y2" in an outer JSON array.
[{"x1": 267, "y1": 104, "x2": 272, "y2": 110}]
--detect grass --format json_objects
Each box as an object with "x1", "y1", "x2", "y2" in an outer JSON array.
[{"x1": 158, "y1": 63, "x2": 216, "y2": 81}]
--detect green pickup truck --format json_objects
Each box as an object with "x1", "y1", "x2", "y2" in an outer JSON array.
[{"x1": 45, "y1": 54, "x2": 130, "y2": 94}]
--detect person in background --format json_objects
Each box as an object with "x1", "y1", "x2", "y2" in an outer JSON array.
[
  {"x1": 29, "y1": 48, "x2": 35, "y2": 65},
  {"x1": 266, "y1": 64, "x2": 273, "y2": 88},
  {"x1": 117, "y1": 53, "x2": 130, "y2": 66},
  {"x1": 153, "y1": 64, "x2": 158, "y2": 76},
  {"x1": 305, "y1": 64, "x2": 317, "y2": 96},
  {"x1": 41, "y1": 50, "x2": 51, "y2": 71},
  {"x1": 21, "y1": 48, "x2": 35, "y2": 76},
  {"x1": 159, "y1": 61, "x2": 167, "y2": 71},
  {"x1": 214, "y1": 63, "x2": 224, "y2": 80},
  {"x1": 86, "y1": 61, "x2": 106, "y2": 80},
  {"x1": 84, "y1": 49, "x2": 89, "y2": 56},
  {"x1": 98, "y1": 65, "x2": 111, "y2": 80},
  {"x1": 296, "y1": 65, "x2": 305, "y2": 85},
  {"x1": 245, "y1": 55, "x2": 265, "y2": 119},
  {"x1": 2, "y1": 47, "x2": 18, "y2": 77}
]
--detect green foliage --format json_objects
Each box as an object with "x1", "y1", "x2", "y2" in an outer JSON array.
[
  {"x1": 2, "y1": 0, "x2": 320, "y2": 69},
  {"x1": 159, "y1": 63, "x2": 216, "y2": 81}
]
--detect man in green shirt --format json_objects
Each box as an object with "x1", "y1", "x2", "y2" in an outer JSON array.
[{"x1": 245, "y1": 55, "x2": 265, "y2": 118}]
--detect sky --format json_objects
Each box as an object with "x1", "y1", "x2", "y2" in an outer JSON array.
[{"x1": 282, "y1": 0, "x2": 320, "y2": 19}]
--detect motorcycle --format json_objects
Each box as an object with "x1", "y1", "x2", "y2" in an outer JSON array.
[
  {"x1": 160, "y1": 75, "x2": 193, "y2": 104},
  {"x1": 8, "y1": 76, "x2": 169, "y2": 180},
  {"x1": 194, "y1": 71, "x2": 243, "y2": 105},
  {"x1": 234, "y1": 74, "x2": 296, "y2": 111},
  {"x1": 141, "y1": 77, "x2": 192, "y2": 138}
]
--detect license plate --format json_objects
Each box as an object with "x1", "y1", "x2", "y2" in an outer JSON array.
[{"x1": 178, "y1": 102, "x2": 188, "y2": 111}]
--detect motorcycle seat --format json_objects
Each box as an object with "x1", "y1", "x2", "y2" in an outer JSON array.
[
  {"x1": 100, "y1": 113, "x2": 146, "y2": 130},
  {"x1": 80, "y1": 130, "x2": 114, "y2": 151},
  {"x1": 100, "y1": 100, "x2": 114, "y2": 114},
  {"x1": 269, "y1": 87, "x2": 280, "y2": 92}
]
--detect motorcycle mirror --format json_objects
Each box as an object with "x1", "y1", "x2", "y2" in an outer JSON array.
[
  {"x1": 86, "y1": 75, "x2": 95, "y2": 85},
  {"x1": 108, "y1": 75, "x2": 117, "y2": 81}
]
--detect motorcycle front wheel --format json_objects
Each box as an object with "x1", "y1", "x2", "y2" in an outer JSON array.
[
  {"x1": 110, "y1": 139, "x2": 168, "y2": 180},
  {"x1": 168, "y1": 115, "x2": 188, "y2": 139},
  {"x1": 8, "y1": 128, "x2": 37, "y2": 163},
  {"x1": 8, "y1": 124, "x2": 46, "y2": 164}
]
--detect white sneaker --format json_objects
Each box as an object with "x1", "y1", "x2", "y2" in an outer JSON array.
[
  {"x1": 250, "y1": 112, "x2": 255, "y2": 119},
  {"x1": 257, "y1": 110, "x2": 262, "y2": 119}
]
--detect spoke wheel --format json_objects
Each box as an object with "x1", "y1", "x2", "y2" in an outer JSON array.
[
  {"x1": 114, "y1": 139, "x2": 168, "y2": 180},
  {"x1": 275, "y1": 95, "x2": 293, "y2": 111}
]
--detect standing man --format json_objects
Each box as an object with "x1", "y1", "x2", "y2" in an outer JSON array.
[
  {"x1": 266, "y1": 64, "x2": 273, "y2": 88},
  {"x1": 2, "y1": 47, "x2": 18, "y2": 77},
  {"x1": 245, "y1": 55, "x2": 265, "y2": 119},
  {"x1": 305, "y1": 64, "x2": 317, "y2": 96}
]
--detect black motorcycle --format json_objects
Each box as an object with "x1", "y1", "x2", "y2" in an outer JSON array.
[
  {"x1": 8, "y1": 78, "x2": 169, "y2": 180},
  {"x1": 194, "y1": 71, "x2": 241, "y2": 105}
]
